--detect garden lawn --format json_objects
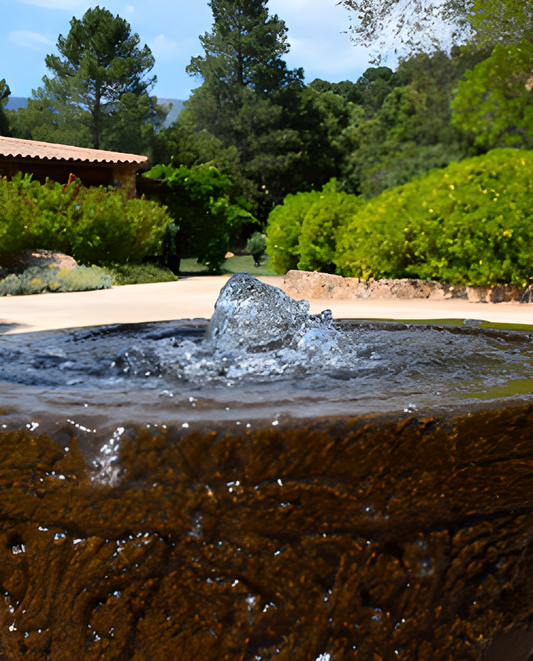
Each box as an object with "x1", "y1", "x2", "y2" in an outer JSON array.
[{"x1": 180, "y1": 255, "x2": 278, "y2": 276}]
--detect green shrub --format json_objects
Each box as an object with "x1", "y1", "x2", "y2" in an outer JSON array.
[
  {"x1": 145, "y1": 164, "x2": 256, "y2": 273},
  {"x1": 265, "y1": 180, "x2": 364, "y2": 274},
  {"x1": 0, "y1": 265, "x2": 112, "y2": 296},
  {"x1": 97, "y1": 262, "x2": 178, "y2": 285},
  {"x1": 0, "y1": 274, "x2": 23, "y2": 296},
  {"x1": 246, "y1": 232, "x2": 267, "y2": 265},
  {"x1": 265, "y1": 187, "x2": 325, "y2": 274},
  {"x1": 297, "y1": 181, "x2": 365, "y2": 273},
  {"x1": 0, "y1": 174, "x2": 172, "y2": 265},
  {"x1": 335, "y1": 148, "x2": 533, "y2": 286}
]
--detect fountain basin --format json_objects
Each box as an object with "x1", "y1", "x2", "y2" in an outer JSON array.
[{"x1": 1, "y1": 274, "x2": 533, "y2": 659}]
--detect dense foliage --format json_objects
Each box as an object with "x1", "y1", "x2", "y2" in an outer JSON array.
[
  {"x1": 335, "y1": 149, "x2": 533, "y2": 286},
  {"x1": 0, "y1": 175, "x2": 171, "y2": 265},
  {"x1": 2, "y1": 0, "x2": 530, "y2": 285},
  {"x1": 339, "y1": 0, "x2": 532, "y2": 59},
  {"x1": 6, "y1": 7, "x2": 166, "y2": 153},
  {"x1": 145, "y1": 163, "x2": 255, "y2": 272},
  {"x1": 266, "y1": 180, "x2": 364, "y2": 274},
  {"x1": 452, "y1": 41, "x2": 533, "y2": 150},
  {"x1": 265, "y1": 188, "x2": 322, "y2": 274}
]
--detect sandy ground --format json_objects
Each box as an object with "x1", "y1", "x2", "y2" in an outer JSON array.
[{"x1": 1, "y1": 275, "x2": 533, "y2": 335}]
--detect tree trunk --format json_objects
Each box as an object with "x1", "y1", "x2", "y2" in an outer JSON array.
[{"x1": 93, "y1": 88, "x2": 101, "y2": 149}]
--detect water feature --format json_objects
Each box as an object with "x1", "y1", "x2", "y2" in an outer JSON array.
[{"x1": 0, "y1": 273, "x2": 533, "y2": 659}]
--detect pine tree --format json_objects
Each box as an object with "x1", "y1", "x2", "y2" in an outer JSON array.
[
  {"x1": 185, "y1": 0, "x2": 303, "y2": 149},
  {"x1": 174, "y1": 0, "x2": 305, "y2": 219},
  {"x1": 8, "y1": 7, "x2": 166, "y2": 152},
  {"x1": 187, "y1": 0, "x2": 301, "y2": 97}
]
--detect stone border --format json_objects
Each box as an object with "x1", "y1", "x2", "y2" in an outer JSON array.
[{"x1": 281, "y1": 270, "x2": 531, "y2": 304}]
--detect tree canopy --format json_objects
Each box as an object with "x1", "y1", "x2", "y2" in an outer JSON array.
[
  {"x1": 7, "y1": 6, "x2": 166, "y2": 152},
  {"x1": 161, "y1": 0, "x2": 313, "y2": 221},
  {"x1": 339, "y1": 0, "x2": 472, "y2": 63},
  {"x1": 339, "y1": 0, "x2": 532, "y2": 60},
  {"x1": 451, "y1": 41, "x2": 533, "y2": 149},
  {"x1": 187, "y1": 0, "x2": 301, "y2": 95}
]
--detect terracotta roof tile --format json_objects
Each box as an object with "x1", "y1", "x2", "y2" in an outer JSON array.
[{"x1": 0, "y1": 136, "x2": 148, "y2": 166}]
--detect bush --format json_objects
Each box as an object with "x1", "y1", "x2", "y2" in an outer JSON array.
[
  {"x1": 145, "y1": 164, "x2": 256, "y2": 273},
  {"x1": 265, "y1": 180, "x2": 364, "y2": 274},
  {"x1": 265, "y1": 187, "x2": 325, "y2": 274},
  {"x1": 246, "y1": 232, "x2": 267, "y2": 266},
  {"x1": 297, "y1": 182, "x2": 365, "y2": 273},
  {"x1": 97, "y1": 262, "x2": 178, "y2": 285},
  {"x1": 0, "y1": 265, "x2": 112, "y2": 296},
  {"x1": 0, "y1": 174, "x2": 172, "y2": 265},
  {"x1": 335, "y1": 148, "x2": 533, "y2": 286}
]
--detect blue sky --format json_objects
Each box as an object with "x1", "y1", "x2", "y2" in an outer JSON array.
[{"x1": 0, "y1": 0, "x2": 373, "y2": 100}]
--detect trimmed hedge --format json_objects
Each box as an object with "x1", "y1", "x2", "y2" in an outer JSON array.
[
  {"x1": 0, "y1": 175, "x2": 172, "y2": 265},
  {"x1": 335, "y1": 149, "x2": 533, "y2": 286}
]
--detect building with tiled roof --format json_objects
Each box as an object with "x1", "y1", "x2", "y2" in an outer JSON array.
[{"x1": 0, "y1": 136, "x2": 149, "y2": 197}]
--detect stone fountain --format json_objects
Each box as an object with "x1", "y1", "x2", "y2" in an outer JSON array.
[{"x1": 0, "y1": 273, "x2": 533, "y2": 660}]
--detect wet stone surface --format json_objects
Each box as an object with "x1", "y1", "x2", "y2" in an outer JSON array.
[
  {"x1": 0, "y1": 410, "x2": 533, "y2": 659},
  {"x1": 0, "y1": 274, "x2": 533, "y2": 659}
]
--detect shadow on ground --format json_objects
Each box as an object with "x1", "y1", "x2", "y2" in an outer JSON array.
[{"x1": 0, "y1": 321, "x2": 27, "y2": 334}]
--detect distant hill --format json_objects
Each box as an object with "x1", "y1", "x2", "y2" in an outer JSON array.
[
  {"x1": 4, "y1": 96, "x2": 185, "y2": 128},
  {"x1": 157, "y1": 98, "x2": 185, "y2": 127},
  {"x1": 4, "y1": 97, "x2": 27, "y2": 111}
]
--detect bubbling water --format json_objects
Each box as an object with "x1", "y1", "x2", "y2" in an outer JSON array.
[{"x1": 156, "y1": 273, "x2": 362, "y2": 382}]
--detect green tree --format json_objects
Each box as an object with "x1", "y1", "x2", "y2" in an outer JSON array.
[
  {"x1": 7, "y1": 7, "x2": 166, "y2": 152},
  {"x1": 169, "y1": 0, "x2": 308, "y2": 220},
  {"x1": 466, "y1": 0, "x2": 532, "y2": 49},
  {"x1": 265, "y1": 188, "x2": 322, "y2": 274},
  {"x1": 297, "y1": 181, "x2": 365, "y2": 273},
  {"x1": 187, "y1": 0, "x2": 302, "y2": 103},
  {"x1": 451, "y1": 42, "x2": 533, "y2": 149},
  {"x1": 0, "y1": 79, "x2": 10, "y2": 136},
  {"x1": 336, "y1": 51, "x2": 485, "y2": 198},
  {"x1": 145, "y1": 163, "x2": 255, "y2": 273}
]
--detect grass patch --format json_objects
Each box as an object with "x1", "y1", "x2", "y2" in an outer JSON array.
[
  {"x1": 180, "y1": 255, "x2": 280, "y2": 277},
  {"x1": 97, "y1": 263, "x2": 178, "y2": 286}
]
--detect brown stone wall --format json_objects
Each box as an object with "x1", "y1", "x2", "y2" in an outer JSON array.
[{"x1": 282, "y1": 270, "x2": 526, "y2": 304}]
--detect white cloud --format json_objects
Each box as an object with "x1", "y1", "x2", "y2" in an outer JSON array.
[
  {"x1": 150, "y1": 34, "x2": 181, "y2": 59},
  {"x1": 125, "y1": 4, "x2": 135, "y2": 13},
  {"x1": 269, "y1": 0, "x2": 371, "y2": 81},
  {"x1": 9, "y1": 31, "x2": 54, "y2": 51}
]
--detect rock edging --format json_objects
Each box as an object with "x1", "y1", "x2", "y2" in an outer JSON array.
[{"x1": 282, "y1": 270, "x2": 530, "y2": 304}]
